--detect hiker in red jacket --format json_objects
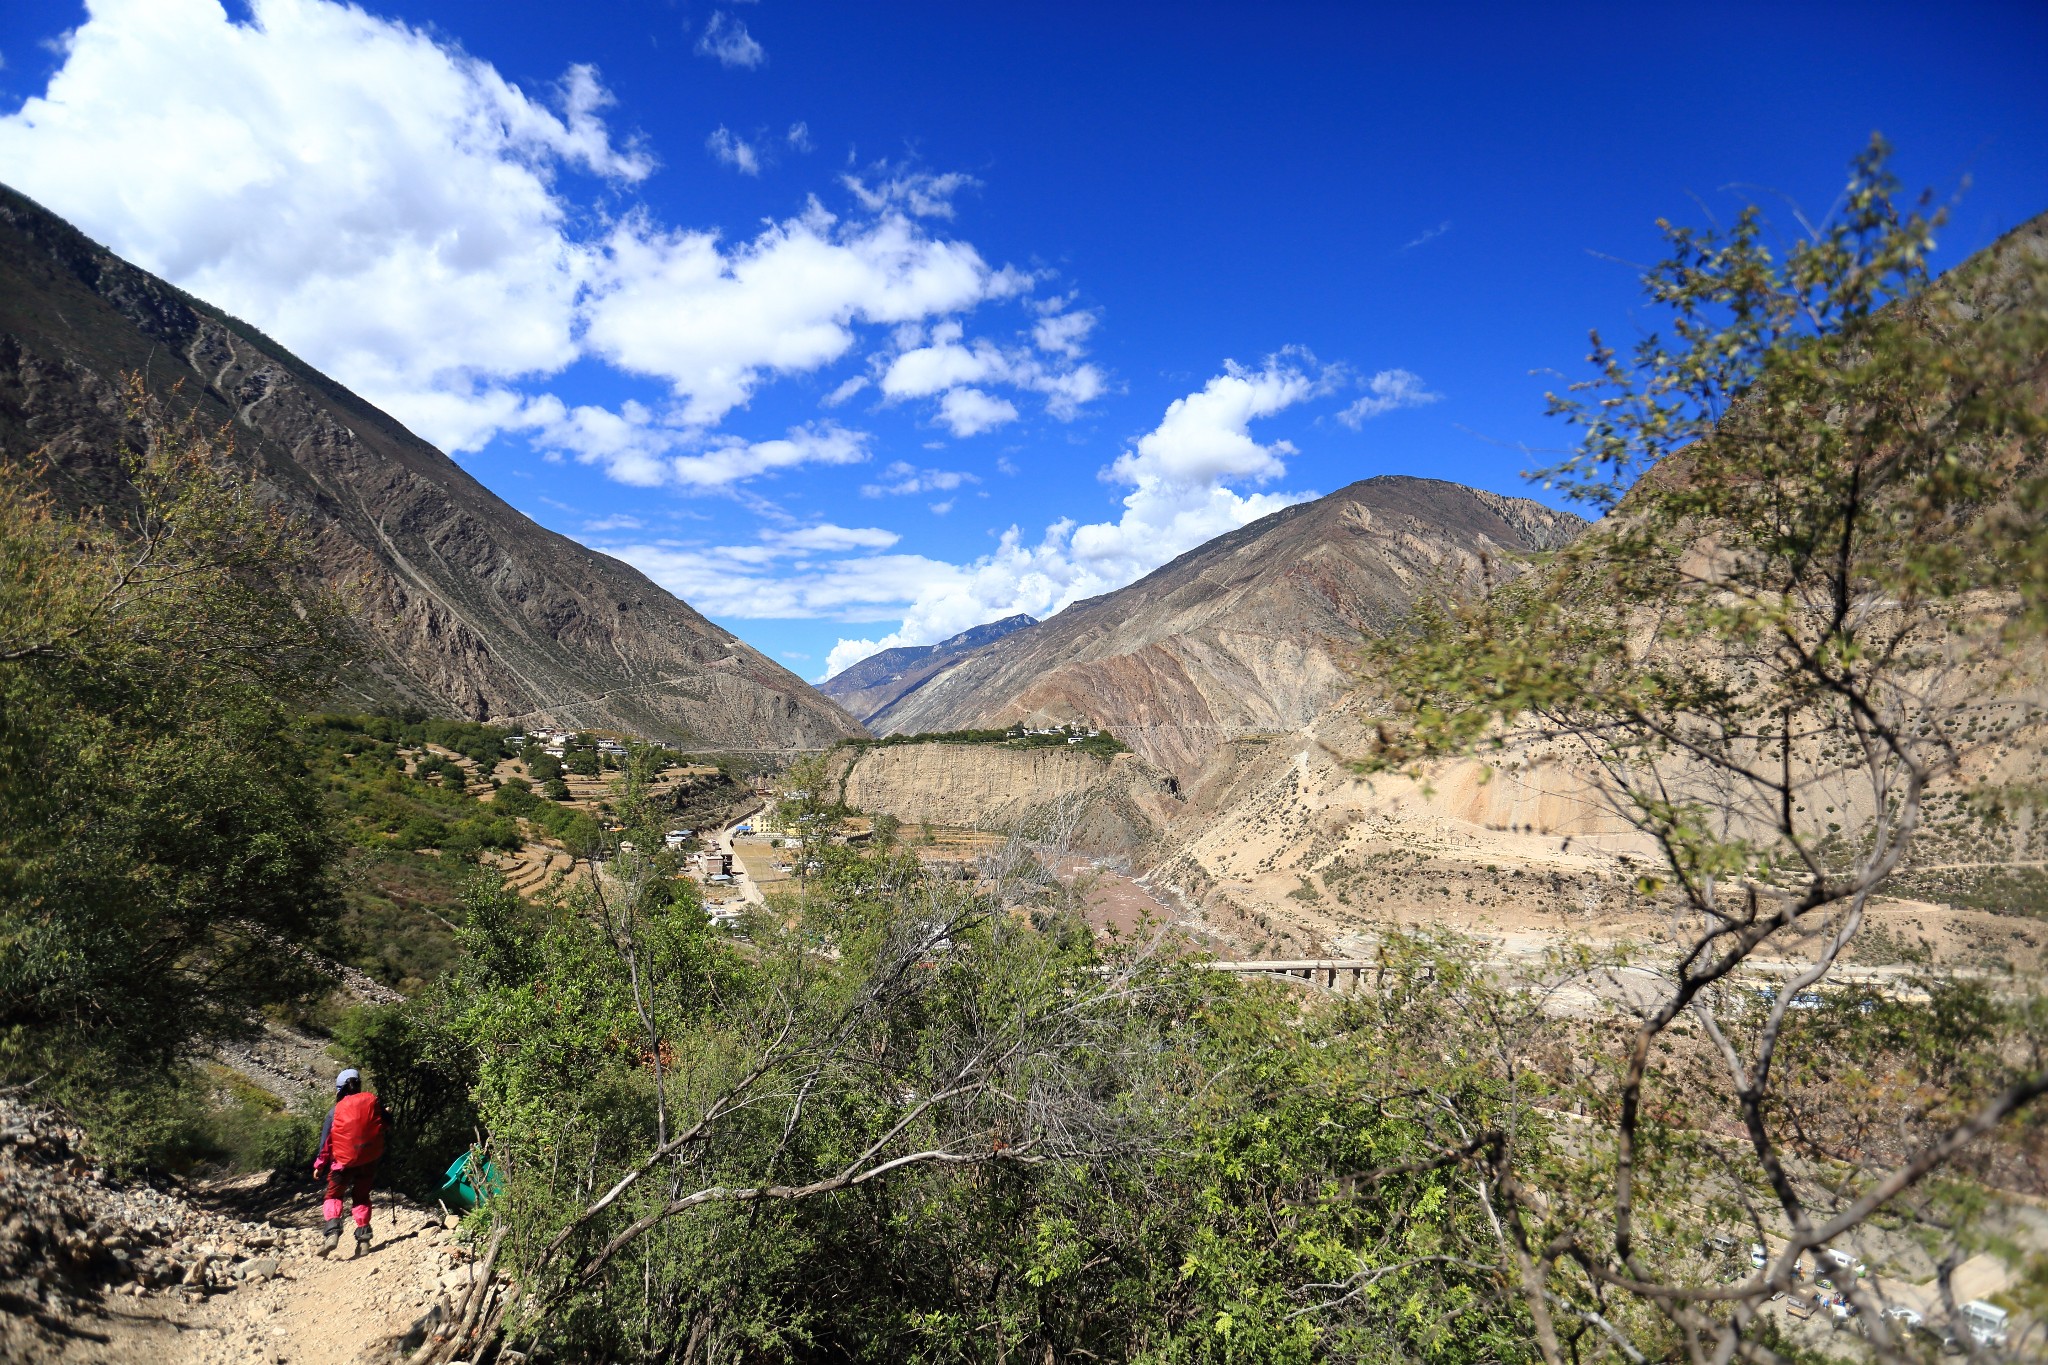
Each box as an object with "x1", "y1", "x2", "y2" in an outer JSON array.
[{"x1": 313, "y1": 1068, "x2": 391, "y2": 1256}]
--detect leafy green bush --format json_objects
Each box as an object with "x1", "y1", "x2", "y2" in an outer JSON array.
[{"x1": 1, "y1": 389, "x2": 344, "y2": 1084}]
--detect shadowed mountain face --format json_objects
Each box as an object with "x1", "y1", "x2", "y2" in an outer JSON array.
[
  {"x1": 820, "y1": 614, "x2": 1037, "y2": 724},
  {"x1": 0, "y1": 185, "x2": 862, "y2": 750},
  {"x1": 865, "y1": 477, "x2": 1585, "y2": 775}
]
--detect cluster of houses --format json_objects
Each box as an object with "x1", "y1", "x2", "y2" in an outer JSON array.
[
  {"x1": 505, "y1": 730, "x2": 629, "y2": 760},
  {"x1": 1019, "y1": 724, "x2": 1102, "y2": 745}
]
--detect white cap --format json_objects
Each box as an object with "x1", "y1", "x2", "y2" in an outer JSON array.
[{"x1": 334, "y1": 1068, "x2": 360, "y2": 1090}]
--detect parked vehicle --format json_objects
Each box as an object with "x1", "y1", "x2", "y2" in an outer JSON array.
[
  {"x1": 1960, "y1": 1300, "x2": 2009, "y2": 1349},
  {"x1": 1749, "y1": 1242, "x2": 1768, "y2": 1271},
  {"x1": 1813, "y1": 1247, "x2": 1863, "y2": 1287}
]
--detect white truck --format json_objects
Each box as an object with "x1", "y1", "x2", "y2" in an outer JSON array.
[{"x1": 1959, "y1": 1300, "x2": 2009, "y2": 1350}]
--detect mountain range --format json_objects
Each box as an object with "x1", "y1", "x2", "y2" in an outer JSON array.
[
  {"x1": 0, "y1": 184, "x2": 862, "y2": 751},
  {"x1": 818, "y1": 614, "x2": 1037, "y2": 725},
  {"x1": 837, "y1": 478, "x2": 1584, "y2": 775},
  {"x1": 1, "y1": 183, "x2": 1590, "y2": 774}
]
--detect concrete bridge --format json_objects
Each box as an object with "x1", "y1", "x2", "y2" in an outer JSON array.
[{"x1": 1201, "y1": 959, "x2": 1380, "y2": 991}]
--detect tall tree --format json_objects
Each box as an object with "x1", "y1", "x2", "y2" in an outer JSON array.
[
  {"x1": 1, "y1": 380, "x2": 347, "y2": 1086},
  {"x1": 1367, "y1": 142, "x2": 2048, "y2": 1361}
]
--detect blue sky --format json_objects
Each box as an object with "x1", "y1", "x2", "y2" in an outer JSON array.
[{"x1": 2, "y1": 1, "x2": 2044, "y2": 680}]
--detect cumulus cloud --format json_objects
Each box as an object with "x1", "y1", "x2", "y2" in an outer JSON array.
[
  {"x1": 706, "y1": 125, "x2": 760, "y2": 175},
  {"x1": 821, "y1": 353, "x2": 1326, "y2": 677},
  {"x1": 860, "y1": 461, "x2": 977, "y2": 497},
  {"x1": 1032, "y1": 307, "x2": 1096, "y2": 359},
  {"x1": 695, "y1": 12, "x2": 764, "y2": 69},
  {"x1": 878, "y1": 320, "x2": 1104, "y2": 432},
  {"x1": 1337, "y1": 368, "x2": 1441, "y2": 426},
  {"x1": 936, "y1": 387, "x2": 1019, "y2": 437},
  {"x1": 517, "y1": 397, "x2": 871, "y2": 490},
  {"x1": 786, "y1": 121, "x2": 813, "y2": 152},
  {"x1": 584, "y1": 206, "x2": 1015, "y2": 427},
  {"x1": 671, "y1": 423, "x2": 870, "y2": 488},
  {"x1": 1108, "y1": 356, "x2": 1327, "y2": 486},
  {"x1": 0, "y1": 0, "x2": 1075, "y2": 457},
  {"x1": 0, "y1": 0, "x2": 656, "y2": 452}
]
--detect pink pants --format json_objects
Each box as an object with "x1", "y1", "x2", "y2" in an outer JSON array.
[{"x1": 322, "y1": 1164, "x2": 375, "y2": 1228}]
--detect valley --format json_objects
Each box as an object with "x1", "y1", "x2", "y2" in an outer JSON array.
[{"x1": 4, "y1": 140, "x2": 2046, "y2": 1365}]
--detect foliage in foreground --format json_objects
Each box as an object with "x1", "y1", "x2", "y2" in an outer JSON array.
[
  {"x1": 371, "y1": 758, "x2": 1546, "y2": 1363},
  {"x1": 1362, "y1": 140, "x2": 2048, "y2": 1361},
  {"x1": 0, "y1": 385, "x2": 347, "y2": 1156}
]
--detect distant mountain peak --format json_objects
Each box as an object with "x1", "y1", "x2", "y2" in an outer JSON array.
[
  {"x1": 860, "y1": 478, "x2": 1584, "y2": 775},
  {"x1": 820, "y1": 612, "x2": 1039, "y2": 724},
  {"x1": 0, "y1": 182, "x2": 863, "y2": 749}
]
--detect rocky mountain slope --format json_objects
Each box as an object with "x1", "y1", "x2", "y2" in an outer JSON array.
[
  {"x1": 0, "y1": 184, "x2": 862, "y2": 750},
  {"x1": 865, "y1": 478, "x2": 1583, "y2": 775},
  {"x1": 826, "y1": 739, "x2": 1180, "y2": 852},
  {"x1": 820, "y1": 613, "x2": 1036, "y2": 724}
]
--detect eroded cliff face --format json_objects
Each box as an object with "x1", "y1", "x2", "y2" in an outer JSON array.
[
  {"x1": 867, "y1": 478, "x2": 1584, "y2": 777},
  {"x1": 826, "y1": 742, "x2": 1182, "y2": 853},
  {"x1": 0, "y1": 185, "x2": 863, "y2": 749}
]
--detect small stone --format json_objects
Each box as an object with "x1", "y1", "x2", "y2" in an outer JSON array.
[
  {"x1": 236, "y1": 1257, "x2": 280, "y2": 1282},
  {"x1": 444, "y1": 1213, "x2": 462, "y2": 1230}
]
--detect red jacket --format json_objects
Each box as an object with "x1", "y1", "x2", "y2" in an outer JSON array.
[{"x1": 315, "y1": 1092, "x2": 390, "y2": 1170}]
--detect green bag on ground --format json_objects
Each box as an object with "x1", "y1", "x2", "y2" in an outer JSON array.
[{"x1": 439, "y1": 1150, "x2": 502, "y2": 1209}]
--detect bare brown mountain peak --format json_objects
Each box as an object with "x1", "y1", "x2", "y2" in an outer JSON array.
[
  {"x1": 0, "y1": 183, "x2": 863, "y2": 749},
  {"x1": 862, "y1": 475, "x2": 1585, "y2": 775}
]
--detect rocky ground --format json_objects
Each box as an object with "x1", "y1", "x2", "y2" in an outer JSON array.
[{"x1": 0, "y1": 1098, "x2": 499, "y2": 1365}]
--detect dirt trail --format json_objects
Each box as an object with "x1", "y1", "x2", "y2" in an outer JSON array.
[{"x1": 3, "y1": 1100, "x2": 493, "y2": 1365}]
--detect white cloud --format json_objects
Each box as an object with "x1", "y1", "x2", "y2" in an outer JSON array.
[
  {"x1": 821, "y1": 375, "x2": 870, "y2": 407},
  {"x1": 821, "y1": 353, "x2": 1326, "y2": 677},
  {"x1": 1403, "y1": 220, "x2": 1452, "y2": 251},
  {"x1": 520, "y1": 400, "x2": 871, "y2": 490},
  {"x1": 936, "y1": 387, "x2": 1019, "y2": 437},
  {"x1": 786, "y1": 121, "x2": 812, "y2": 152},
  {"x1": 583, "y1": 205, "x2": 1013, "y2": 427},
  {"x1": 0, "y1": 0, "x2": 1068, "y2": 459},
  {"x1": 0, "y1": 0, "x2": 654, "y2": 453},
  {"x1": 695, "y1": 12, "x2": 764, "y2": 69},
  {"x1": 670, "y1": 423, "x2": 871, "y2": 489},
  {"x1": 860, "y1": 461, "x2": 977, "y2": 497},
  {"x1": 762, "y1": 523, "x2": 899, "y2": 553},
  {"x1": 605, "y1": 540, "x2": 968, "y2": 624},
  {"x1": 879, "y1": 320, "x2": 1104, "y2": 430},
  {"x1": 1337, "y1": 368, "x2": 1441, "y2": 426},
  {"x1": 929, "y1": 499, "x2": 954, "y2": 516},
  {"x1": 1032, "y1": 308, "x2": 1096, "y2": 359},
  {"x1": 841, "y1": 165, "x2": 978, "y2": 220},
  {"x1": 1109, "y1": 355, "x2": 1328, "y2": 486},
  {"x1": 706, "y1": 125, "x2": 760, "y2": 175}
]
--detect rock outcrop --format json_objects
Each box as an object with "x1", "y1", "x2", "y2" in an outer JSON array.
[
  {"x1": 0, "y1": 184, "x2": 864, "y2": 750},
  {"x1": 821, "y1": 614, "x2": 1036, "y2": 724},
  {"x1": 866, "y1": 478, "x2": 1583, "y2": 775},
  {"x1": 826, "y1": 741, "x2": 1182, "y2": 854}
]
